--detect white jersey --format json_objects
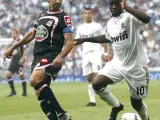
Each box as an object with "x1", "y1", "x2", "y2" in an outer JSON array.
[
  {"x1": 105, "y1": 12, "x2": 149, "y2": 70},
  {"x1": 75, "y1": 21, "x2": 105, "y2": 55}
]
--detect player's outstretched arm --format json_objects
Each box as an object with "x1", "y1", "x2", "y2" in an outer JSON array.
[
  {"x1": 121, "y1": 0, "x2": 151, "y2": 23},
  {"x1": 4, "y1": 28, "x2": 36, "y2": 58},
  {"x1": 13, "y1": 28, "x2": 36, "y2": 49},
  {"x1": 74, "y1": 35, "x2": 111, "y2": 45}
]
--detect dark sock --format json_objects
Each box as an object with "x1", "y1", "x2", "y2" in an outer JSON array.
[
  {"x1": 21, "y1": 79, "x2": 27, "y2": 94},
  {"x1": 8, "y1": 80, "x2": 16, "y2": 93},
  {"x1": 35, "y1": 82, "x2": 65, "y2": 115},
  {"x1": 38, "y1": 96, "x2": 58, "y2": 120}
]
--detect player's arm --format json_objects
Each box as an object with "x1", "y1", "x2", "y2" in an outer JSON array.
[
  {"x1": 12, "y1": 28, "x2": 36, "y2": 49},
  {"x1": 19, "y1": 47, "x2": 27, "y2": 65},
  {"x1": 74, "y1": 35, "x2": 111, "y2": 45},
  {"x1": 121, "y1": 0, "x2": 150, "y2": 23},
  {"x1": 4, "y1": 28, "x2": 36, "y2": 58},
  {"x1": 59, "y1": 34, "x2": 74, "y2": 58}
]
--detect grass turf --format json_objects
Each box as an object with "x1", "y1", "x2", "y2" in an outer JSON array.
[{"x1": 0, "y1": 81, "x2": 159, "y2": 120}]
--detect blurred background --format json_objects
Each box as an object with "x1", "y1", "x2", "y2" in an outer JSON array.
[{"x1": 0, "y1": 0, "x2": 160, "y2": 83}]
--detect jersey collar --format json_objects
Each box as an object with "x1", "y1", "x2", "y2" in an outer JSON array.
[{"x1": 47, "y1": 9, "x2": 63, "y2": 14}]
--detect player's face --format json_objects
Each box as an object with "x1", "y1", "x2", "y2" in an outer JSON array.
[
  {"x1": 109, "y1": 0, "x2": 123, "y2": 17},
  {"x1": 48, "y1": 0, "x2": 62, "y2": 11},
  {"x1": 84, "y1": 10, "x2": 93, "y2": 23},
  {"x1": 11, "y1": 30, "x2": 18, "y2": 39}
]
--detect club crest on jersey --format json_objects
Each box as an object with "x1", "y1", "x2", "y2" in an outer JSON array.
[
  {"x1": 64, "y1": 16, "x2": 72, "y2": 26},
  {"x1": 46, "y1": 20, "x2": 53, "y2": 27},
  {"x1": 35, "y1": 25, "x2": 48, "y2": 42},
  {"x1": 121, "y1": 23, "x2": 125, "y2": 29}
]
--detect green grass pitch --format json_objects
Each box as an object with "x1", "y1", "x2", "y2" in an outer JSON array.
[{"x1": 0, "y1": 81, "x2": 160, "y2": 120}]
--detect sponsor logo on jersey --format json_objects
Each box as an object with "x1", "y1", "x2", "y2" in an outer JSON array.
[
  {"x1": 111, "y1": 30, "x2": 128, "y2": 42},
  {"x1": 64, "y1": 16, "x2": 72, "y2": 26},
  {"x1": 80, "y1": 34, "x2": 94, "y2": 38},
  {"x1": 40, "y1": 58, "x2": 49, "y2": 65},
  {"x1": 46, "y1": 20, "x2": 53, "y2": 27},
  {"x1": 35, "y1": 25, "x2": 48, "y2": 42}
]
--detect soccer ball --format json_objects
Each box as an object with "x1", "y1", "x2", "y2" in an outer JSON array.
[{"x1": 121, "y1": 113, "x2": 141, "y2": 120}]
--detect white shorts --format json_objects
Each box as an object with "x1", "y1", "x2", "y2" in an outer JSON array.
[
  {"x1": 82, "y1": 51, "x2": 102, "y2": 76},
  {"x1": 98, "y1": 62, "x2": 149, "y2": 99}
]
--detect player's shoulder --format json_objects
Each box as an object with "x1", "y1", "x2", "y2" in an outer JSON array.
[
  {"x1": 93, "y1": 22, "x2": 103, "y2": 27},
  {"x1": 77, "y1": 23, "x2": 86, "y2": 29}
]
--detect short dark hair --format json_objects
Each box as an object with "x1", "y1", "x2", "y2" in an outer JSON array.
[{"x1": 84, "y1": 7, "x2": 93, "y2": 13}]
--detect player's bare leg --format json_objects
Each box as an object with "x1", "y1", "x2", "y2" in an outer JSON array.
[
  {"x1": 30, "y1": 69, "x2": 71, "y2": 120},
  {"x1": 85, "y1": 73, "x2": 96, "y2": 107},
  {"x1": 6, "y1": 71, "x2": 16, "y2": 97},
  {"x1": 130, "y1": 97, "x2": 149, "y2": 120},
  {"x1": 92, "y1": 75, "x2": 123, "y2": 120},
  {"x1": 19, "y1": 73, "x2": 27, "y2": 96}
]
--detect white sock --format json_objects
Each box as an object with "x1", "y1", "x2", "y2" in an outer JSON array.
[
  {"x1": 88, "y1": 84, "x2": 96, "y2": 103},
  {"x1": 137, "y1": 103, "x2": 148, "y2": 120},
  {"x1": 97, "y1": 87, "x2": 120, "y2": 107}
]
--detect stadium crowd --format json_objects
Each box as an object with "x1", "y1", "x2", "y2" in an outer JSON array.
[{"x1": 0, "y1": 0, "x2": 160, "y2": 77}]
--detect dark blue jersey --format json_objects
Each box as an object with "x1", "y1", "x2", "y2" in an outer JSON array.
[{"x1": 33, "y1": 10, "x2": 73, "y2": 56}]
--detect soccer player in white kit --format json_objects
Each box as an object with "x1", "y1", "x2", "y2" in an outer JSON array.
[
  {"x1": 75, "y1": 8, "x2": 109, "y2": 107},
  {"x1": 75, "y1": 0, "x2": 151, "y2": 120}
]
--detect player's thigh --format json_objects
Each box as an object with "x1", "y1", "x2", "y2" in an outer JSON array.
[
  {"x1": 97, "y1": 62, "x2": 123, "y2": 85},
  {"x1": 125, "y1": 66, "x2": 149, "y2": 99},
  {"x1": 45, "y1": 66, "x2": 61, "y2": 82},
  {"x1": 7, "y1": 63, "x2": 18, "y2": 76},
  {"x1": 82, "y1": 63, "x2": 93, "y2": 76},
  {"x1": 92, "y1": 62, "x2": 102, "y2": 74},
  {"x1": 17, "y1": 65, "x2": 24, "y2": 78},
  {"x1": 85, "y1": 72, "x2": 94, "y2": 83},
  {"x1": 30, "y1": 69, "x2": 45, "y2": 87}
]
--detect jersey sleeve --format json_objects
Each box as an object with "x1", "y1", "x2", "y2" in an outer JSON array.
[
  {"x1": 105, "y1": 23, "x2": 112, "y2": 41},
  {"x1": 60, "y1": 14, "x2": 73, "y2": 34},
  {"x1": 128, "y1": 13, "x2": 146, "y2": 27},
  {"x1": 75, "y1": 27, "x2": 80, "y2": 39},
  {"x1": 34, "y1": 12, "x2": 44, "y2": 29},
  {"x1": 95, "y1": 23, "x2": 105, "y2": 36}
]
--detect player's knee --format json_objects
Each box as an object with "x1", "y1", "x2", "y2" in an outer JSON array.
[
  {"x1": 30, "y1": 70, "x2": 45, "y2": 87},
  {"x1": 130, "y1": 97, "x2": 143, "y2": 111},
  {"x1": 6, "y1": 72, "x2": 12, "y2": 79},
  {"x1": 92, "y1": 82, "x2": 107, "y2": 93},
  {"x1": 19, "y1": 74, "x2": 25, "y2": 80}
]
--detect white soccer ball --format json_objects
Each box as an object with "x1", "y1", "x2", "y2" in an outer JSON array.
[{"x1": 121, "y1": 113, "x2": 141, "y2": 120}]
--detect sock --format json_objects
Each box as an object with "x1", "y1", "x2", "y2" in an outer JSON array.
[
  {"x1": 39, "y1": 97, "x2": 58, "y2": 120},
  {"x1": 137, "y1": 103, "x2": 148, "y2": 120},
  {"x1": 8, "y1": 78, "x2": 16, "y2": 93},
  {"x1": 88, "y1": 84, "x2": 96, "y2": 103},
  {"x1": 21, "y1": 79, "x2": 27, "y2": 94},
  {"x1": 96, "y1": 87, "x2": 120, "y2": 107},
  {"x1": 35, "y1": 82, "x2": 65, "y2": 115}
]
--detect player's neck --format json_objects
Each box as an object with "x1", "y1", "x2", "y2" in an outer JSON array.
[
  {"x1": 48, "y1": 8, "x2": 61, "y2": 12},
  {"x1": 85, "y1": 21, "x2": 92, "y2": 24}
]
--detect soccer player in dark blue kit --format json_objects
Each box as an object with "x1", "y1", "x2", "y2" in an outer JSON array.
[
  {"x1": 6, "y1": 28, "x2": 27, "y2": 97},
  {"x1": 4, "y1": 0, "x2": 74, "y2": 120}
]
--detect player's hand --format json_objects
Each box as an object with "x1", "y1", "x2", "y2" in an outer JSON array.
[
  {"x1": 121, "y1": 0, "x2": 126, "y2": 9},
  {"x1": 4, "y1": 47, "x2": 14, "y2": 58},
  {"x1": 19, "y1": 58, "x2": 25, "y2": 65},
  {"x1": 102, "y1": 55, "x2": 109, "y2": 62},
  {"x1": 52, "y1": 55, "x2": 62, "y2": 68}
]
